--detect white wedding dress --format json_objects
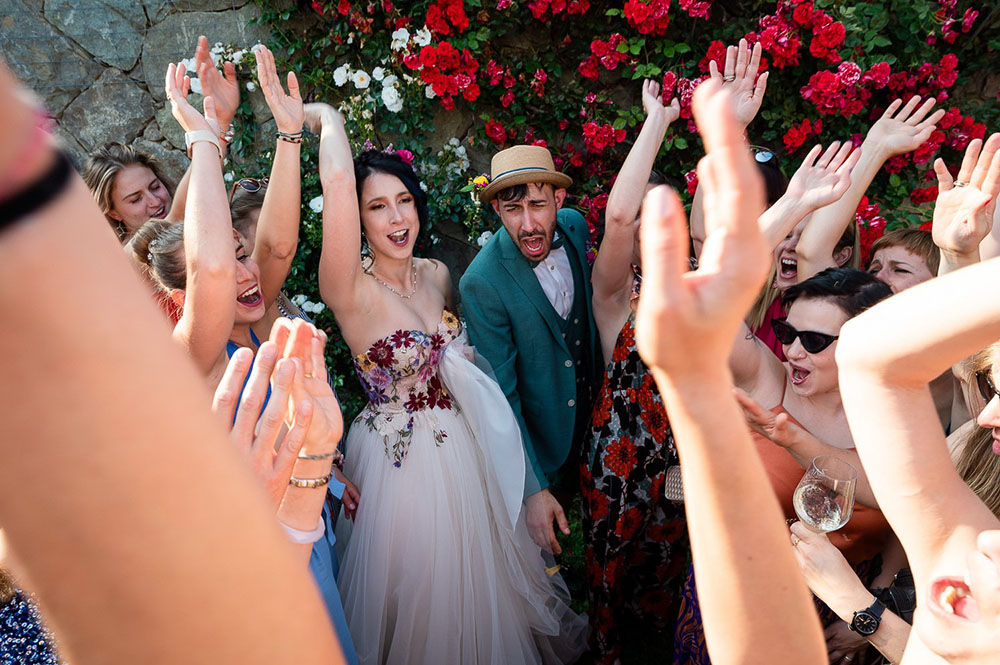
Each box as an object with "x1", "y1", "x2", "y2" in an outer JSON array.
[{"x1": 335, "y1": 308, "x2": 587, "y2": 665}]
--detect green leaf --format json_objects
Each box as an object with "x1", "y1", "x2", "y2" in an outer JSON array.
[
  {"x1": 674, "y1": 136, "x2": 688, "y2": 150},
  {"x1": 612, "y1": 117, "x2": 626, "y2": 130},
  {"x1": 675, "y1": 42, "x2": 691, "y2": 54},
  {"x1": 889, "y1": 173, "x2": 902, "y2": 188},
  {"x1": 873, "y1": 36, "x2": 891, "y2": 47},
  {"x1": 605, "y1": 8, "x2": 621, "y2": 16}
]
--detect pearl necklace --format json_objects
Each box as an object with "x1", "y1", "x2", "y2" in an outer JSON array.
[{"x1": 370, "y1": 262, "x2": 418, "y2": 299}]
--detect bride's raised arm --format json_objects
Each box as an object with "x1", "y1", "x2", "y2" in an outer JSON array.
[{"x1": 311, "y1": 104, "x2": 366, "y2": 316}]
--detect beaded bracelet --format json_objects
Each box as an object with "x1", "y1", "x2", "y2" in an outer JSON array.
[
  {"x1": 276, "y1": 129, "x2": 305, "y2": 144},
  {"x1": 288, "y1": 470, "x2": 333, "y2": 489}
]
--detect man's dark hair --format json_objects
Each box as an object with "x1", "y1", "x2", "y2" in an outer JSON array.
[
  {"x1": 354, "y1": 150, "x2": 429, "y2": 230},
  {"x1": 782, "y1": 267, "x2": 892, "y2": 318},
  {"x1": 496, "y1": 182, "x2": 558, "y2": 203}
]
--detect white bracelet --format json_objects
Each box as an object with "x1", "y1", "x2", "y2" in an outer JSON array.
[
  {"x1": 279, "y1": 517, "x2": 325, "y2": 545},
  {"x1": 184, "y1": 129, "x2": 222, "y2": 159}
]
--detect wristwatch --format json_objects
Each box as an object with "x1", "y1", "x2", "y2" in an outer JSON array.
[{"x1": 849, "y1": 598, "x2": 886, "y2": 636}]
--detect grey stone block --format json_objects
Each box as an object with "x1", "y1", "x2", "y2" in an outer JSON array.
[
  {"x1": 140, "y1": 7, "x2": 269, "y2": 102},
  {"x1": 61, "y1": 68, "x2": 156, "y2": 150},
  {"x1": 43, "y1": 0, "x2": 147, "y2": 71},
  {"x1": 141, "y1": 0, "x2": 173, "y2": 23},
  {"x1": 170, "y1": 0, "x2": 250, "y2": 10},
  {"x1": 142, "y1": 118, "x2": 163, "y2": 142},
  {"x1": 133, "y1": 138, "x2": 189, "y2": 186},
  {"x1": 155, "y1": 103, "x2": 187, "y2": 150},
  {"x1": 0, "y1": 0, "x2": 103, "y2": 113}
]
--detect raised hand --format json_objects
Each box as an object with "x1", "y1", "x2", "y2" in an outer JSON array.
[
  {"x1": 783, "y1": 141, "x2": 860, "y2": 214},
  {"x1": 195, "y1": 35, "x2": 240, "y2": 132},
  {"x1": 864, "y1": 96, "x2": 946, "y2": 159},
  {"x1": 165, "y1": 62, "x2": 220, "y2": 136},
  {"x1": 708, "y1": 38, "x2": 768, "y2": 129},
  {"x1": 272, "y1": 318, "x2": 343, "y2": 456},
  {"x1": 254, "y1": 44, "x2": 303, "y2": 135},
  {"x1": 212, "y1": 343, "x2": 315, "y2": 509},
  {"x1": 932, "y1": 133, "x2": 1000, "y2": 259},
  {"x1": 641, "y1": 78, "x2": 680, "y2": 124},
  {"x1": 636, "y1": 79, "x2": 768, "y2": 376}
]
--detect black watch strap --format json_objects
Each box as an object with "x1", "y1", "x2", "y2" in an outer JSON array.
[{"x1": 850, "y1": 598, "x2": 886, "y2": 636}]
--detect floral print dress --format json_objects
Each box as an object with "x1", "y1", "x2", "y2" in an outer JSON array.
[
  {"x1": 581, "y1": 313, "x2": 689, "y2": 665},
  {"x1": 336, "y1": 309, "x2": 587, "y2": 665}
]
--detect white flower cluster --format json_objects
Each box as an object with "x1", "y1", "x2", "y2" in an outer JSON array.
[
  {"x1": 176, "y1": 42, "x2": 263, "y2": 96},
  {"x1": 308, "y1": 195, "x2": 324, "y2": 214},
  {"x1": 476, "y1": 231, "x2": 494, "y2": 247},
  {"x1": 390, "y1": 26, "x2": 432, "y2": 53},
  {"x1": 424, "y1": 138, "x2": 471, "y2": 179},
  {"x1": 291, "y1": 294, "x2": 327, "y2": 315},
  {"x1": 333, "y1": 64, "x2": 405, "y2": 113}
]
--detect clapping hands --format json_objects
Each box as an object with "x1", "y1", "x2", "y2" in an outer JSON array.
[
  {"x1": 783, "y1": 141, "x2": 860, "y2": 215},
  {"x1": 708, "y1": 38, "x2": 768, "y2": 129},
  {"x1": 165, "y1": 61, "x2": 221, "y2": 137},
  {"x1": 194, "y1": 35, "x2": 240, "y2": 133},
  {"x1": 864, "y1": 96, "x2": 946, "y2": 160}
]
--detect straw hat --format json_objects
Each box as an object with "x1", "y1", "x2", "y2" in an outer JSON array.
[{"x1": 478, "y1": 145, "x2": 573, "y2": 203}]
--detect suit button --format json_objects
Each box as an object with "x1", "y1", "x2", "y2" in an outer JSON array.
[
  {"x1": 573, "y1": 318, "x2": 579, "y2": 324},
  {"x1": 564, "y1": 360, "x2": 573, "y2": 368},
  {"x1": 568, "y1": 399, "x2": 576, "y2": 407}
]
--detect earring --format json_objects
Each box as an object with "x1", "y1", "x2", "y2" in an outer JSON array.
[{"x1": 361, "y1": 235, "x2": 374, "y2": 273}]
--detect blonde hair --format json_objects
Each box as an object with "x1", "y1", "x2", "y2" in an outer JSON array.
[
  {"x1": 82, "y1": 143, "x2": 175, "y2": 241},
  {"x1": 955, "y1": 343, "x2": 1000, "y2": 518}
]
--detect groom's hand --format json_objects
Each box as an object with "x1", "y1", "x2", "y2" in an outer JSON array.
[{"x1": 525, "y1": 489, "x2": 570, "y2": 554}]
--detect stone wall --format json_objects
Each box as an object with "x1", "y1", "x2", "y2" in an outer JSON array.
[{"x1": 1, "y1": 0, "x2": 272, "y2": 182}]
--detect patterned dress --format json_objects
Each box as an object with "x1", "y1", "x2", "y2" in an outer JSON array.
[
  {"x1": 581, "y1": 313, "x2": 689, "y2": 665},
  {"x1": 336, "y1": 309, "x2": 587, "y2": 665}
]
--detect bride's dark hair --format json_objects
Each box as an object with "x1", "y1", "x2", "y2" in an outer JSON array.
[{"x1": 354, "y1": 150, "x2": 430, "y2": 231}]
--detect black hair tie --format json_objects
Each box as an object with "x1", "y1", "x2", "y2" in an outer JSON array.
[{"x1": 0, "y1": 151, "x2": 74, "y2": 233}]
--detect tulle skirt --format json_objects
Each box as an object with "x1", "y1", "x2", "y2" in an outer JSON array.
[{"x1": 337, "y1": 343, "x2": 587, "y2": 665}]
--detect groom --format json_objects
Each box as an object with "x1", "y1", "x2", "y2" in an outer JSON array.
[{"x1": 460, "y1": 145, "x2": 601, "y2": 554}]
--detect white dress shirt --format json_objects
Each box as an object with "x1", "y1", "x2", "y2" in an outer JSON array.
[{"x1": 532, "y1": 234, "x2": 574, "y2": 319}]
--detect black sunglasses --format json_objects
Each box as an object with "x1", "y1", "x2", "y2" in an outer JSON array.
[
  {"x1": 976, "y1": 370, "x2": 1000, "y2": 404},
  {"x1": 771, "y1": 318, "x2": 839, "y2": 354}
]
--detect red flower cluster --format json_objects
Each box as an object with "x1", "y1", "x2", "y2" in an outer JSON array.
[
  {"x1": 801, "y1": 61, "x2": 894, "y2": 117},
  {"x1": 856, "y1": 196, "x2": 887, "y2": 264},
  {"x1": 624, "y1": 0, "x2": 671, "y2": 36},
  {"x1": 929, "y1": 0, "x2": 978, "y2": 45},
  {"x1": 425, "y1": 0, "x2": 469, "y2": 35},
  {"x1": 684, "y1": 168, "x2": 698, "y2": 196},
  {"x1": 678, "y1": 0, "x2": 711, "y2": 20},
  {"x1": 909, "y1": 184, "x2": 938, "y2": 205},
  {"x1": 582, "y1": 122, "x2": 626, "y2": 154},
  {"x1": 485, "y1": 59, "x2": 517, "y2": 107},
  {"x1": 752, "y1": 1, "x2": 845, "y2": 68},
  {"x1": 527, "y1": 0, "x2": 590, "y2": 21},
  {"x1": 886, "y1": 53, "x2": 960, "y2": 104},
  {"x1": 485, "y1": 118, "x2": 506, "y2": 146},
  {"x1": 552, "y1": 142, "x2": 586, "y2": 171},
  {"x1": 578, "y1": 34, "x2": 632, "y2": 80},
  {"x1": 404, "y1": 41, "x2": 480, "y2": 109},
  {"x1": 783, "y1": 117, "x2": 822, "y2": 152},
  {"x1": 938, "y1": 106, "x2": 987, "y2": 151},
  {"x1": 311, "y1": 0, "x2": 351, "y2": 14},
  {"x1": 530, "y1": 68, "x2": 548, "y2": 97},
  {"x1": 698, "y1": 40, "x2": 727, "y2": 73}
]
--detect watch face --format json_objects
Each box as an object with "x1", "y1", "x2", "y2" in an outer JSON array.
[{"x1": 853, "y1": 612, "x2": 879, "y2": 636}]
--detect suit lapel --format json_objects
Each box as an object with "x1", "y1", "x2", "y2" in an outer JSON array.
[{"x1": 498, "y1": 228, "x2": 570, "y2": 354}]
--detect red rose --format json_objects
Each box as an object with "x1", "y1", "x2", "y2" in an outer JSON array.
[
  {"x1": 485, "y1": 119, "x2": 506, "y2": 145},
  {"x1": 698, "y1": 40, "x2": 727, "y2": 74}
]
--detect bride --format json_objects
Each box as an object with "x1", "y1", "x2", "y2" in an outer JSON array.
[{"x1": 310, "y1": 102, "x2": 586, "y2": 665}]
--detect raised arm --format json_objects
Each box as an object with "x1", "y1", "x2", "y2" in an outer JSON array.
[
  {"x1": 836, "y1": 256, "x2": 1000, "y2": 582},
  {"x1": 166, "y1": 36, "x2": 242, "y2": 222},
  {"x1": 690, "y1": 39, "x2": 769, "y2": 255},
  {"x1": 635, "y1": 81, "x2": 825, "y2": 665},
  {"x1": 165, "y1": 62, "x2": 238, "y2": 374},
  {"x1": 796, "y1": 97, "x2": 945, "y2": 280},
  {"x1": 311, "y1": 103, "x2": 367, "y2": 315},
  {"x1": 0, "y1": 62, "x2": 343, "y2": 664},
  {"x1": 932, "y1": 134, "x2": 1000, "y2": 275},
  {"x1": 592, "y1": 80, "x2": 678, "y2": 325},
  {"x1": 251, "y1": 45, "x2": 304, "y2": 307}
]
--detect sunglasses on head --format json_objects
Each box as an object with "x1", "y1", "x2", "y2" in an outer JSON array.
[
  {"x1": 976, "y1": 370, "x2": 1000, "y2": 404},
  {"x1": 229, "y1": 177, "x2": 269, "y2": 204},
  {"x1": 771, "y1": 318, "x2": 839, "y2": 354},
  {"x1": 750, "y1": 145, "x2": 776, "y2": 164}
]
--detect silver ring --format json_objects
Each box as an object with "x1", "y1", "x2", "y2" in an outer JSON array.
[
  {"x1": 723, "y1": 75, "x2": 736, "y2": 82},
  {"x1": 954, "y1": 180, "x2": 969, "y2": 187},
  {"x1": 843, "y1": 657, "x2": 853, "y2": 662},
  {"x1": 790, "y1": 534, "x2": 800, "y2": 547}
]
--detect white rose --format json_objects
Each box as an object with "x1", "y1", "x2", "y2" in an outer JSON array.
[
  {"x1": 477, "y1": 231, "x2": 494, "y2": 247},
  {"x1": 381, "y1": 85, "x2": 403, "y2": 113},
  {"x1": 382, "y1": 74, "x2": 398, "y2": 88},
  {"x1": 292, "y1": 294, "x2": 308, "y2": 306},
  {"x1": 245, "y1": 81, "x2": 256, "y2": 92},
  {"x1": 224, "y1": 171, "x2": 234, "y2": 182},
  {"x1": 188, "y1": 77, "x2": 203, "y2": 94},
  {"x1": 390, "y1": 27, "x2": 410, "y2": 51},
  {"x1": 352, "y1": 70, "x2": 371, "y2": 89},
  {"x1": 309, "y1": 196, "x2": 324, "y2": 213},
  {"x1": 425, "y1": 84, "x2": 436, "y2": 99},
  {"x1": 333, "y1": 65, "x2": 350, "y2": 87},
  {"x1": 230, "y1": 49, "x2": 246, "y2": 65},
  {"x1": 372, "y1": 67, "x2": 385, "y2": 81},
  {"x1": 414, "y1": 27, "x2": 432, "y2": 46},
  {"x1": 308, "y1": 301, "x2": 327, "y2": 314}
]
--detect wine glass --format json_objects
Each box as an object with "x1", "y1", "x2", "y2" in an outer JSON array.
[{"x1": 793, "y1": 455, "x2": 857, "y2": 533}]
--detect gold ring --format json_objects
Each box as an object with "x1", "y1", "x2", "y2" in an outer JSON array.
[
  {"x1": 790, "y1": 534, "x2": 800, "y2": 547},
  {"x1": 723, "y1": 75, "x2": 736, "y2": 82}
]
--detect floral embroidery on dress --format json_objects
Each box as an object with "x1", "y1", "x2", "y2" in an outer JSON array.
[{"x1": 353, "y1": 309, "x2": 461, "y2": 467}]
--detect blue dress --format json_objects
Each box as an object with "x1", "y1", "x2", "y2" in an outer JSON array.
[{"x1": 227, "y1": 327, "x2": 358, "y2": 665}]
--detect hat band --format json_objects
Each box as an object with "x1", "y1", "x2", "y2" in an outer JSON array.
[{"x1": 491, "y1": 165, "x2": 554, "y2": 181}]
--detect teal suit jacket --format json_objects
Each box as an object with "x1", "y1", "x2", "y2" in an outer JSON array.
[{"x1": 459, "y1": 208, "x2": 600, "y2": 493}]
